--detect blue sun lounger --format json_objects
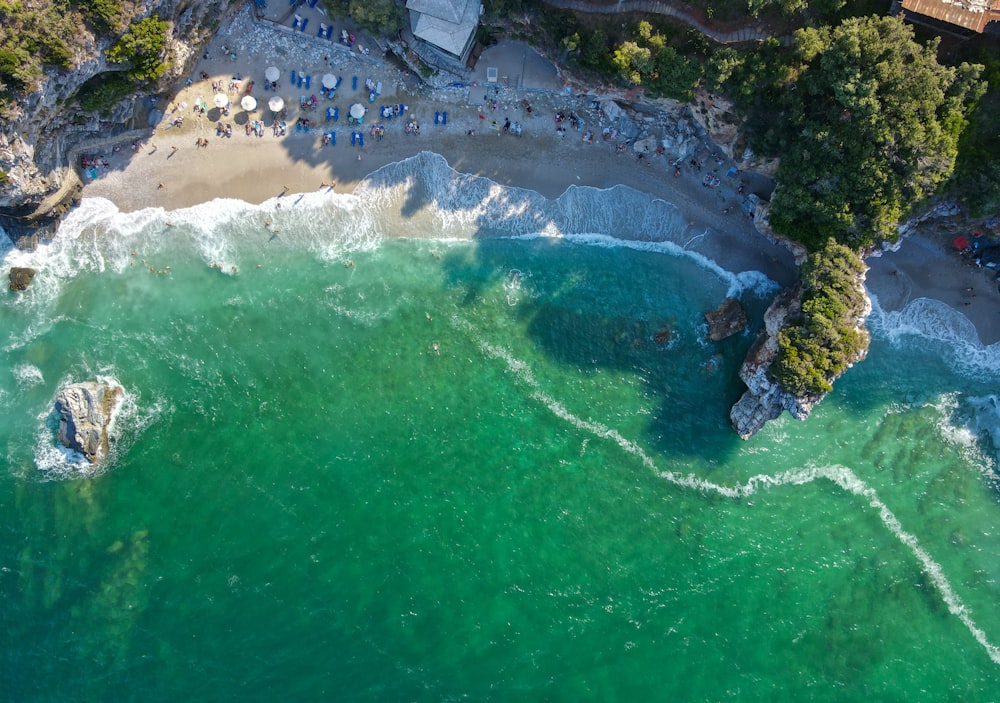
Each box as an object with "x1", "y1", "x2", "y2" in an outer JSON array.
[
  {"x1": 350, "y1": 131, "x2": 356, "y2": 146},
  {"x1": 308, "y1": 0, "x2": 317, "y2": 7},
  {"x1": 352, "y1": 76, "x2": 357, "y2": 91},
  {"x1": 305, "y1": 75, "x2": 311, "y2": 90},
  {"x1": 330, "y1": 131, "x2": 335, "y2": 146},
  {"x1": 442, "y1": 111, "x2": 447, "y2": 125},
  {"x1": 335, "y1": 76, "x2": 342, "y2": 89},
  {"x1": 358, "y1": 132, "x2": 364, "y2": 147},
  {"x1": 333, "y1": 106, "x2": 339, "y2": 122},
  {"x1": 290, "y1": 69, "x2": 297, "y2": 85},
  {"x1": 318, "y1": 23, "x2": 326, "y2": 37},
  {"x1": 300, "y1": 17, "x2": 308, "y2": 32},
  {"x1": 434, "y1": 111, "x2": 440, "y2": 124},
  {"x1": 326, "y1": 107, "x2": 333, "y2": 122}
]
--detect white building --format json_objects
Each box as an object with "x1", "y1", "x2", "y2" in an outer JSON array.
[{"x1": 405, "y1": 0, "x2": 483, "y2": 65}]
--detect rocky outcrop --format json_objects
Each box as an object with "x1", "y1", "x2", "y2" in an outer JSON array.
[
  {"x1": 9, "y1": 267, "x2": 36, "y2": 291},
  {"x1": 704, "y1": 297, "x2": 747, "y2": 341},
  {"x1": 729, "y1": 286, "x2": 822, "y2": 439},
  {"x1": 54, "y1": 381, "x2": 123, "y2": 464},
  {"x1": 0, "y1": 0, "x2": 228, "y2": 222}
]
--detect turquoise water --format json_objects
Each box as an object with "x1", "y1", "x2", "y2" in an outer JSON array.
[{"x1": 2, "y1": 153, "x2": 1000, "y2": 701}]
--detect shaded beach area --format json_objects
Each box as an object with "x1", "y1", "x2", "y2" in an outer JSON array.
[{"x1": 79, "y1": 4, "x2": 1000, "y2": 345}]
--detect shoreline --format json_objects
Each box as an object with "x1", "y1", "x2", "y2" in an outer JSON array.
[{"x1": 74, "y1": 5, "x2": 1000, "y2": 346}]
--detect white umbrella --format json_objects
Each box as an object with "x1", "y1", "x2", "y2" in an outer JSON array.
[
  {"x1": 268, "y1": 96, "x2": 285, "y2": 112},
  {"x1": 213, "y1": 93, "x2": 230, "y2": 109},
  {"x1": 349, "y1": 103, "x2": 365, "y2": 120},
  {"x1": 322, "y1": 74, "x2": 336, "y2": 89},
  {"x1": 265, "y1": 66, "x2": 280, "y2": 82},
  {"x1": 241, "y1": 95, "x2": 257, "y2": 111}
]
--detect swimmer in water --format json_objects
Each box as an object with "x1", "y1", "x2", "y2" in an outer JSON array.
[{"x1": 432, "y1": 343, "x2": 440, "y2": 355}]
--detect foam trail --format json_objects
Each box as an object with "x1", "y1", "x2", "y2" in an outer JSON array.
[{"x1": 453, "y1": 315, "x2": 1000, "y2": 667}]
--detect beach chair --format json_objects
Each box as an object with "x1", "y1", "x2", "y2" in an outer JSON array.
[
  {"x1": 350, "y1": 132, "x2": 356, "y2": 146},
  {"x1": 305, "y1": 75, "x2": 311, "y2": 90},
  {"x1": 434, "y1": 111, "x2": 440, "y2": 124},
  {"x1": 333, "y1": 106, "x2": 339, "y2": 122},
  {"x1": 297, "y1": 75, "x2": 303, "y2": 89},
  {"x1": 375, "y1": 81, "x2": 382, "y2": 96},
  {"x1": 291, "y1": 69, "x2": 297, "y2": 85},
  {"x1": 308, "y1": 0, "x2": 317, "y2": 6},
  {"x1": 292, "y1": 16, "x2": 300, "y2": 29},
  {"x1": 330, "y1": 131, "x2": 336, "y2": 146},
  {"x1": 352, "y1": 76, "x2": 357, "y2": 91},
  {"x1": 326, "y1": 107, "x2": 333, "y2": 122},
  {"x1": 358, "y1": 132, "x2": 364, "y2": 148},
  {"x1": 318, "y1": 23, "x2": 326, "y2": 37},
  {"x1": 369, "y1": 91, "x2": 375, "y2": 104},
  {"x1": 335, "y1": 76, "x2": 342, "y2": 89},
  {"x1": 300, "y1": 18, "x2": 308, "y2": 32},
  {"x1": 442, "y1": 111, "x2": 447, "y2": 125}
]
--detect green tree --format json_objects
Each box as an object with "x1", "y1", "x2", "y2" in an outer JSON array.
[
  {"x1": 769, "y1": 16, "x2": 984, "y2": 250},
  {"x1": 347, "y1": 0, "x2": 403, "y2": 34},
  {"x1": 772, "y1": 240, "x2": 869, "y2": 397},
  {"x1": 108, "y1": 15, "x2": 170, "y2": 82},
  {"x1": 612, "y1": 21, "x2": 701, "y2": 101}
]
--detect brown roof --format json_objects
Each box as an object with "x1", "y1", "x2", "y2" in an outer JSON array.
[{"x1": 900, "y1": 0, "x2": 1000, "y2": 32}]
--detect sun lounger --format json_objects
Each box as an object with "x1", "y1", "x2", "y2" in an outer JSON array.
[
  {"x1": 290, "y1": 69, "x2": 297, "y2": 85},
  {"x1": 350, "y1": 132, "x2": 356, "y2": 146},
  {"x1": 300, "y1": 17, "x2": 308, "y2": 32},
  {"x1": 292, "y1": 15, "x2": 300, "y2": 29},
  {"x1": 305, "y1": 75, "x2": 311, "y2": 90},
  {"x1": 326, "y1": 107, "x2": 333, "y2": 122},
  {"x1": 358, "y1": 132, "x2": 364, "y2": 147},
  {"x1": 434, "y1": 111, "x2": 440, "y2": 124},
  {"x1": 308, "y1": 0, "x2": 317, "y2": 7},
  {"x1": 333, "y1": 106, "x2": 339, "y2": 122},
  {"x1": 442, "y1": 111, "x2": 447, "y2": 125},
  {"x1": 335, "y1": 76, "x2": 342, "y2": 89},
  {"x1": 375, "y1": 82, "x2": 382, "y2": 96},
  {"x1": 318, "y1": 23, "x2": 326, "y2": 37},
  {"x1": 330, "y1": 131, "x2": 335, "y2": 146},
  {"x1": 352, "y1": 76, "x2": 357, "y2": 91}
]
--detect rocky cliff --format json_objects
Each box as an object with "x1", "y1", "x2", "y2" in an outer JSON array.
[
  {"x1": 729, "y1": 285, "x2": 819, "y2": 439},
  {"x1": 0, "y1": 0, "x2": 227, "y2": 226}
]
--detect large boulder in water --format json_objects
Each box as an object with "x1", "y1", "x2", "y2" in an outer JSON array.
[
  {"x1": 705, "y1": 297, "x2": 748, "y2": 342},
  {"x1": 9, "y1": 267, "x2": 36, "y2": 291},
  {"x1": 54, "y1": 381, "x2": 122, "y2": 464}
]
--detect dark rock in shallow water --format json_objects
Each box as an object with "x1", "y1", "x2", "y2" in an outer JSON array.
[
  {"x1": 705, "y1": 297, "x2": 748, "y2": 342},
  {"x1": 9, "y1": 267, "x2": 36, "y2": 291},
  {"x1": 54, "y1": 381, "x2": 123, "y2": 464}
]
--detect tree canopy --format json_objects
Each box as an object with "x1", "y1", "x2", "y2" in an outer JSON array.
[
  {"x1": 771, "y1": 240, "x2": 869, "y2": 397},
  {"x1": 107, "y1": 15, "x2": 170, "y2": 82},
  {"x1": 768, "y1": 16, "x2": 984, "y2": 250}
]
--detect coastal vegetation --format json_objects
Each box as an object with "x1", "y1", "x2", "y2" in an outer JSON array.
[{"x1": 771, "y1": 240, "x2": 869, "y2": 396}]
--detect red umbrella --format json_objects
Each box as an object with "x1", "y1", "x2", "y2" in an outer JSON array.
[{"x1": 953, "y1": 235, "x2": 970, "y2": 251}]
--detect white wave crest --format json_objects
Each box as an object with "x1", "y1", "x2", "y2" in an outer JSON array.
[
  {"x1": 12, "y1": 363, "x2": 44, "y2": 388},
  {"x1": 869, "y1": 296, "x2": 1000, "y2": 377},
  {"x1": 453, "y1": 314, "x2": 1000, "y2": 667}
]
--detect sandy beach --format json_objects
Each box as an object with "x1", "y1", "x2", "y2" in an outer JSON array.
[{"x1": 79, "y1": 5, "x2": 1000, "y2": 345}]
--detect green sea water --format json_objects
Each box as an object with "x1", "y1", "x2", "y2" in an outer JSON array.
[{"x1": 2, "y1": 154, "x2": 999, "y2": 701}]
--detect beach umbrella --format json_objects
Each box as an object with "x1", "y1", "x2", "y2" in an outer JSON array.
[
  {"x1": 349, "y1": 103, "x2": 365, "y2": 120},
  {"x1": 213, "y1": 93, "x2": 230, "y2": 109},
  {"x1": 268, "y1": 96, "x2": 285, "y2": 113},
  {"x1": 322, "y1": 74, "x2": 337, "y2": 90},
  {"x1": 265, "y1": 66, "x2": 280, "y2": 82},
  {"x1": 241, "y1": 95, "x2": 257, "y2": 111}
]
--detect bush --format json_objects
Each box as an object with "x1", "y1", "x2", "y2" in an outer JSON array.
[{"x1": 76, "y1": 72, "x2": 135, "y2": 113}]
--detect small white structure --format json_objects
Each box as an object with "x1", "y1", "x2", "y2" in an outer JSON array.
[{"x1": 406, "y1": 0, "x2": 482, "y2": 64}]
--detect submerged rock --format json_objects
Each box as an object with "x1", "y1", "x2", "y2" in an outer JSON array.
[
  {"x1": 9, "y1": 267, "x2": 36, "y2": 291},
  {"x1": 704, "y1": 297, "x2": 748, "y2": 342},
  {"x1": 54, "y1": 381, "x2": 123, "y2": 464}
]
